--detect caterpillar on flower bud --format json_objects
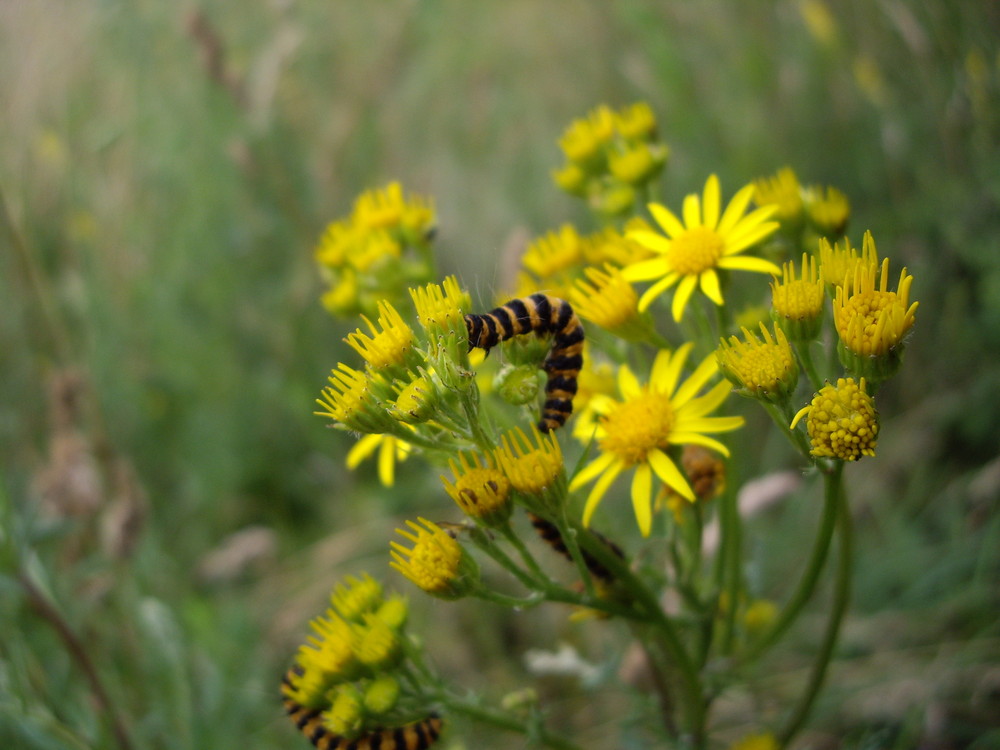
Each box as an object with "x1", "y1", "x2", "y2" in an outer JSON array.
[
  {"x1": 464, "y1": 294, "x2": 584, "y2": 432},
  {"x1": 282, "y1": 670, "x2": 443, "y2": 750}
]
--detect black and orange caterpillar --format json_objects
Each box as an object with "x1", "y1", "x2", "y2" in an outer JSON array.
[
  {"x1": 465, "y1": 294, "x2": 584, "y2": 432},
  {"x1": 283, "y1": 670, "x2": 443, "y2": 750},
  {"x1": 527, "y1": 512, "x2": 624, "y2": 583}
]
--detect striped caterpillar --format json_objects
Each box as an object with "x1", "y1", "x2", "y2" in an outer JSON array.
[
  {"x1": 464, "y1": 294, "x2": 584, "y2": 432},
  {"x1": 282, "y1": 671, "x2": 443, "y2": 750},
  {"x1": 526, "y1": 512, "x2": 624, "y2": 583}
]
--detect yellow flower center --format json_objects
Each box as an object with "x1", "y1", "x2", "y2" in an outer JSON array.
[
  {"x1": 796, "y1": 377, "x2": 878, "y2": 461},
  {"x1": 345, "y1": 302, "x2": 414, "y2": 370},
  {"x1": 315, "y1": 364, "x2": 371, "y2": 422},
  {"x1": 835, "y1": 289, "x2": 909, "y2": 356},
  {"x1": 507, "y1": 451, "x2": 562, "y2": 494},
  {"x1": 352, "y1": 616, "x2": 399, "y2": 668},
  {"x1": 449, "y1": 468, "x2": 511, "y2": 518},
  {"x1": 391, "y1": 521, "x2": 464, "y2": 596},
  {"x1": 599, "y1": 389, "x2": 675, "y2": 465},
  {"x1": 410, "y1": 276, "x2": 469, "y2": 331},
  {"x1": 772, "y1": 279, "x2": 824, "y2": 320},
  {"x1": 494, "y1": 428, "x2": 564, "y2": 496},
  {"x1": 667, "y1": 226, "x2": 724, "y2": 275},
  {"x1": 330, "y1": 574, "x2": 383, "y2": 622}
]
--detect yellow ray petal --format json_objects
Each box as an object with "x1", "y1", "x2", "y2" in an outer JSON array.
[
  {"x1": 717, "y1": 183, "x2": 756, "y2": 235},
  {"x1": 653, "y1": 342, "x2": 693, "y2": 395},
  {"x1": 699, "y1": 269, "x2": 724, "y2": 306},
  {"x1": 672, "y1": 355, "x2": 720, "y2": 407},
  {"x1": 581, "y1": 459, "x2": 624, "y2": 527},
  {"x1": 623, "y1": 255, "x2": 671, "y2": 281},
  {"x1": 717, "y1": 255, "x2": 782, "y2": 275},
  {"x1": 631, "y1": 463, "x2": 654, "y2": 537},
  {"x1": 625, "y1": 232, "x2": 672, "y2": 258},
  {"x1": 672, "y1": 273, "x2": 699, "y2": 322},
  {"x1": 674, "y1": 415, "x2": 745, "y2": 435},
  {"x1": 676, "y1": 379, "x2": 732, "y2": 416},
  {"x1": 649, "y1": 202, "x2": 686, "y2": 238},
  {"x1": 346, "y1": 433, "x2": 382, "y2": 468},
  {"x1": 569, "y1": 451, "x2": 617, "y2": 491},
  {"x1": 638, "y1": 273, "x2": 679, "y2": 312},
  {"x1": 703, "y1": 174, "x2": 721, "y2": 229},
  {"x1": 667, "y1": 432, "x2": 731, "y2": 457},
  {"x1": 682, "y1": 192, "x2": 701, "y2": 229},
  {"x1": 617, "y1": 362, "x2": 642, "y2": 400},
  {"x1": 378, "y1": 437, "x2": 396, "y2": 486},
  {"x1": 648, "y1": 449, "x2": 695, "y2": 501}
]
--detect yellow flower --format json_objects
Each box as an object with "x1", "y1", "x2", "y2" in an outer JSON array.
[
  {"x1": 330, "y1": 573, "x2": 383, "y2": 623},
  {"x1": 314, "y1": 219, "x2": 357, "y2": 269},
  {"x1": 570, "y1": 265, "x2": 646, "y2": 338},
  {"x1": 363, "y1": 675, "x2": 401, "y2": 715},
  {"x1": 583, "y1": 222, "x2": 655, "y2": 267},
  {"x1": 348, "y1": 229, "x2": 402, "y2": 273},
  {"x1": 346, "y1": 433, "x2": 412, "y2": 487},
  {"x1": 345, "y1": 300, "x2": 416, "y2": 370},
  {"x1": 818, "y1": 234, "x2": 878, "y2": 290},
  {"x1": 320, "y1": 270, "x2": 360, "y2": 317},
  {"x1": 624, "y1": 175, "x2": 781, "y2": 321},
  {"x1": 771, "y1": 252, "x2": 825, "y2": 340},
  {"x1": 615, "y1": 101, "x2": 658, "y2": 140},
  {"x1": 351, "y1": 615, "x2": 400, "y2": 670},
  {"x1": 522, "y1": 225, "x2": 584, "y2": 281},
  {"x1": 608, "y1": 141, "x2": 667, "y2": 185},
  {"x1": 410, "y1": 276, "x2": 469, "y2": 334},
  {"x1": 323, "y1": 685, "x2": 364, "y2": 737},
  {"x1": 558, "y1": 104, "x2": 617, "y2": 167},
  {"x1": 791, "y1": 377, "x2": 878, "y2": 461},
  {"x1": 389, "y1": 375, "x2": 437, "y2": 424},
  {"x1": 390, "y1": 518, "x2": 479, "y2": 599},
  {"x1": 753, "y1": 167, "x2": 803, "y2": 223},
  {"x1": 803, "y1": 183, "x2": 850, "y2": 235},
  {"x1": 442, "y1": 453, "x2": 512, "y2": 527},
  {"x1": 834, "y1": 243, "x2": 918, "y2": 358},
  {"x1": 285, "y1": 610, "x2": 358, "y2": 708},
  {"x1": 315, "y1": 364, "x2": 394, "y2": 433},
  {"x1": 716, "y1": 323, "x2": 798, "y2": 402},
  {"x1": 552, "y1": 162, "x2": 589, "y2": 196},
  {"x1": 729, "y1": 732, "x2": 779, "y2": 750},
  {"x1": 494, "y1": 426, "x2": 565, "y2": 499},
  {"x1": 569, "y1": 344, "x2": 744, "y2": 536},
  {"x1": 352, "y1": 181, "x2": 435, "y2": 241}
]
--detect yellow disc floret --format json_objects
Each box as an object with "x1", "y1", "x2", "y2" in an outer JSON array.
[{"x1": 791, "y1": 377, "x2": 879, "y2": 461}]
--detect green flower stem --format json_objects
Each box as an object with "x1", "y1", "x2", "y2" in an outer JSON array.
[
  {"x1": 441, "y1": 695, "x2": 585, "y2": 750},
  {"x1": 471, "y1": 529, "x2": 647, "y2": 619},
  {"x1": 572, "y1": 523, "x2": 706, "y2": 738},
  {"x1": 795, "y1": 340, "x2": 824, "y2": 391},
  {"x1": 779, "y1": 475, "x2": 852, "y2": 745},
  {"x1": 762, "y1": 400, "x2": 812, "y2": 459},
  {"x1": 719, "y1": 483, "x2": 743, "y2": 655},
  {"x1": 743, "y1": 462, "x2": 842, "y2": 664},
  {"x1": 498, "y1": 523, "x2": 549, "y2": 584},
  {"x1": 552, "y1": 511, "x2": 597, "y2": 599}
]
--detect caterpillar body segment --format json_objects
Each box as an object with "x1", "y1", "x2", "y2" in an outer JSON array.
[
  {"x1": 526, "y1": 512, "x2": 625, "y2": 583},
  {"x1": 464, "y1": 294, "x2": 584, "y2": 432},
  {"x1": 282, "y1": 670, "x2": 443, "y2": 749}
]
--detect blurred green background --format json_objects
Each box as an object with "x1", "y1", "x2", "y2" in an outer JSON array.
[{"x1": 1, "y1": 1, "x2": 998, "y2": 748}]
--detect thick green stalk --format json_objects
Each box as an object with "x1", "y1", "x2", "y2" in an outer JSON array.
[
  {"x1": 573, "y1": 524, "x2": 706, "y2": 739},
  {"x1": 778, "y1": 477, "x2": 852, "y2": 744},
  {"x1": 743, "y1": 463, "x2": 842, "y2": 663}
]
